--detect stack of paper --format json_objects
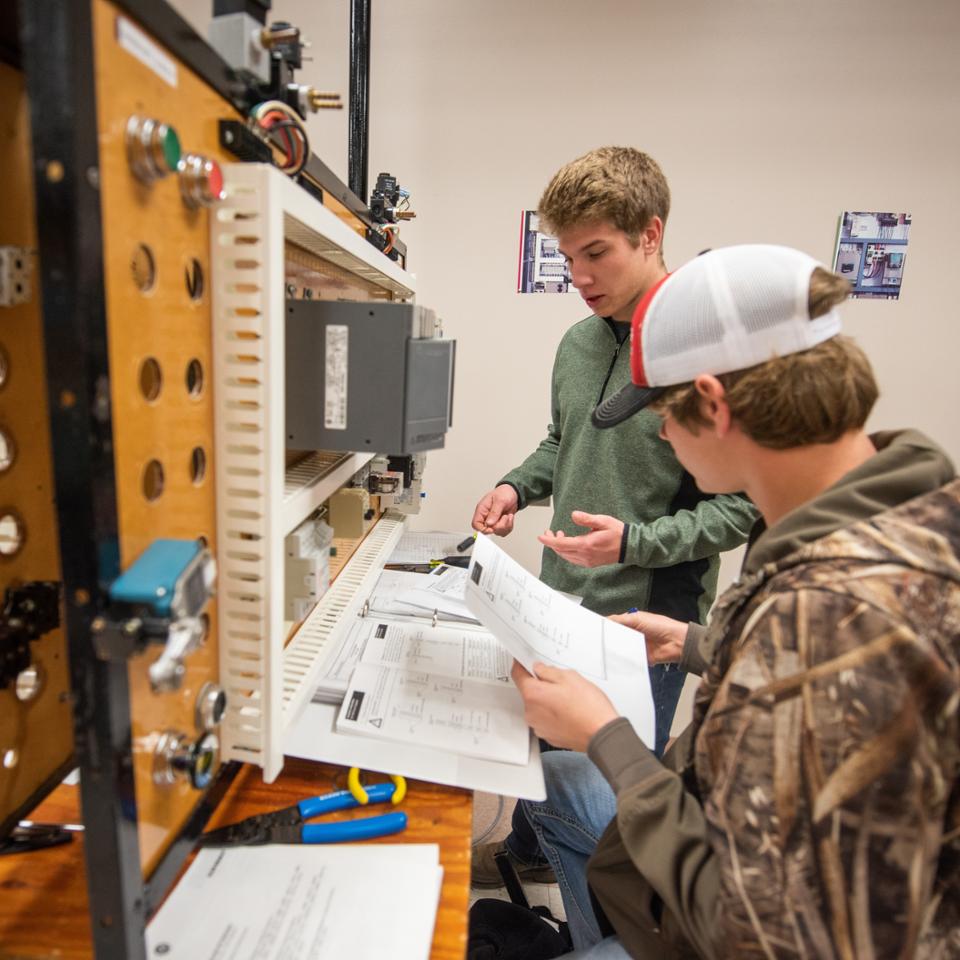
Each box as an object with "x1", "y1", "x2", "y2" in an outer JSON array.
[
  {"x1": 367, "y1": 566, "x2": 479, "y2": 625},
  {"x1": 147, "y1": 843, "x2": 443, "y2": 960},
  {"x1": 286, "y1": 532, "x2": 654, "y2": 800}
]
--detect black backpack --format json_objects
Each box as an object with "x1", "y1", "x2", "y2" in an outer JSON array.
[
  {"x1": 467, "y1": 847, "x2": 572, "y2": 960},
  {"x1": 468, "y1": 899, "x2": 571, "y2": 960}
]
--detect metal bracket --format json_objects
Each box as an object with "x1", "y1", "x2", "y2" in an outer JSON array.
[{"x1": 0, "y1": 246, "x2": 33, "y2": 307}]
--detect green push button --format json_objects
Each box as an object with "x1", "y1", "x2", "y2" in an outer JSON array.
[{"x1": 160, "y1": 124, "x2": 181, "y2": 173}]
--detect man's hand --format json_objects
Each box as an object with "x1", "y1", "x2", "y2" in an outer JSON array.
[
  {"x1": 471, "y1": 484, "x2": 519, "y2": 536},
  {"x1": 538, "y1": 511, "x2": 624, "y2": 567},
  {"x1": 609, "y1": 610, "x2": 687, "y2": 665},
  {"x1": 511, "y1": 661, "x2": 618, "y2": 751}
]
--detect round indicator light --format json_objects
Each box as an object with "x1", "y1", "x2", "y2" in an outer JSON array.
[
  {"x1": 206, "y1": 159, "x2": 224, "y2": 201},
  {"x1": 161, "y1": 125, "x2": 182, "y2": 173}
]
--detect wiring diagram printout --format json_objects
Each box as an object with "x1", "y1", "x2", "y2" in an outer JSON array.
[
  {"x1": 336, "y1": 619, "x2": 529, "y2": 765},
  {"x1": 464, "y1": 534, "x2": 656, "y2": 747}
]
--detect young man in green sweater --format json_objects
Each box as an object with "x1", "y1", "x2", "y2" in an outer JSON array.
[{"x1": 469, "y1": 148, "x2": 756, "y2": 887}]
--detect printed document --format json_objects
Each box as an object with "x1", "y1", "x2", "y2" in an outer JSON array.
[
  {"x1": 388, "y1": 529, "x2": 473, "y2": 564},
  {"x1": 147, "y1": 843, "x2": 443, "y2": 960},
  {"x1": 367, "y1": 567, "x2": 479, "y2": 624},
  {"x1": 336, "y1": 619, "x2": 530, "y2": 765},
  {"x1": 464, "y1": 534, "x2": 655, "y2": 748}
]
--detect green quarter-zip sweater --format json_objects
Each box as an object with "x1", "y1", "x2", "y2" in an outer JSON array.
[{"x1": 499, "y1": 315, "x2": 757, "y2": 619}]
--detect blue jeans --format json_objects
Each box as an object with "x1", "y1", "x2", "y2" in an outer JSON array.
[
  {"x1": 511, "y1": 751, "x2": 619, "y2": 951},
  {"x1": 650, "y1": 662, "x2": 686, "y2": 757},
  {"x1": 566, "y1": 937, "x2": 630, "y2": 958},
  {"x1": 508, "y1": 662, "x2": 684, "y2": 863}
]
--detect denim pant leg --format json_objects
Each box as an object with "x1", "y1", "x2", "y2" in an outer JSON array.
[
  {"x1": 566, "y1": 936, "x2": 631, "y2": 959},
  {"x1": 506, "y1": 793, "x2": 546, "y2": 864},
  {"x1": 518, "y1": 751, "x2": 617, "y2": 951},
  {"x1": 649, "y1": 663, "x2": 686, "y2": 757},
  {"x1": 505, "y1": 739, "x2": 559, "y2": 865}
]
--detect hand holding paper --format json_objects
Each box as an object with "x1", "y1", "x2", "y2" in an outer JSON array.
[
  {"x1": 464, "y1": 534, "x2": 655, "y2": 749},
  {"x1": 511, "y1": 660, "x2": 619, "y2": 751}
]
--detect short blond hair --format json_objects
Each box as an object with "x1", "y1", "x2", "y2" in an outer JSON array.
[
  {"x1": 537, "y1": 147, "x2": 670, "y2": 251},
  {"x1": 653, "y1": 268, "x2": 877, "y2": 448}
]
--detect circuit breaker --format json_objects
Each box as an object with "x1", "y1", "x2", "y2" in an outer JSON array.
[{"x1": 285, "y1": 301, "x2": 455, "y2": 453}]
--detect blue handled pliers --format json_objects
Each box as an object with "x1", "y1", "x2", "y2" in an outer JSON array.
[{"x1": 198, "y1": 782, "x2": 407, "y2": 846}]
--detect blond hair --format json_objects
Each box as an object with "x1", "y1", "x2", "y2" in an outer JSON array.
[
  {"x1": 653, "y1": 268, "x2": 877, "y2": 448},
  {"x1": 537, "y1": 147, "x2": 670, "y2": 253}
]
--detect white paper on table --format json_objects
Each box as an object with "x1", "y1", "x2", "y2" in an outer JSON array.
[
  {"x1": 311, "y1": 616, "x2": 372, "y2": 702},
  {"x1": 313, "y1": 614, "x2": 507, "y2": 705},
  {"x1": 464, "y1": 534, "x2": 656, "y2": 749},
  {"x1": 388, "y1": 530, "x2": 473, "y2": 564},
  {"x1": 338, "y1": 660, "x2": 530, "y2": 765},
  {"x1": 359, "y1": 619, "x2": 513, "y2": 682},
  {"x1": 368, "y1": 568, "x2": 480, "y2": 624},
  {"x1": 146, "y1": 844, "x2": 443, "y2": 960},
  {"x1": 286, "y1": 699, "x2": 547, "y2": 800}
]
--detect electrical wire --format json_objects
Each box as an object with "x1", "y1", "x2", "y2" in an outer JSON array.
[{"x1": 250, "y1": 100, "x2": 310, "y2": 177}]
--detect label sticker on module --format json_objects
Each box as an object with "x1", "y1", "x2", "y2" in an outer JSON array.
[
  {"x1": 116, "y1": 16, "x2": 178, "y2": 88},
  {"x1": 325, "y1": 324, "x2": 349, "y2": 430}
]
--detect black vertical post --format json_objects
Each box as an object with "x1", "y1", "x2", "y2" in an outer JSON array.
[
  {"x1": 348, "y1": 0, "x2": 371, "y2": 203},
  {"x1": 18, "y1": 1, "x2": 146, "y2": 957}
]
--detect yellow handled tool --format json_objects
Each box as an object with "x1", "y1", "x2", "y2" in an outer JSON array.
[{"x1": 347, "y1": 767, "x2": 406, "y2": 806}]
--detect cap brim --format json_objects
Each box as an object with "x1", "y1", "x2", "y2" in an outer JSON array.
[{"x1": 592, "y1": 382, "x2": 665, "y2": 429}]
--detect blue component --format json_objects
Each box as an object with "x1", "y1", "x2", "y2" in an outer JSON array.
[{"x1": 109, "y1": 539, "x2": 203, "y2": 618}]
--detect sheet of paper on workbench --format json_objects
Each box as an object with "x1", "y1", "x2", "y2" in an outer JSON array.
[
  {"x1": 147, "y1": 843, "x2": 442, "y2": 960},
  {"x1": 388, "y1": 529, "x2": 473, "y2": 564}
]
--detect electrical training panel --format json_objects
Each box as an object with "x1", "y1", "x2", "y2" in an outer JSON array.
[{"x1": 0, "y1": 0, "x2": 454, "y2": 956}]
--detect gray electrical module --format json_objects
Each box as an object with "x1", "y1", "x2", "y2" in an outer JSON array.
[{"x1": 285, "y1": 300, "x2": 455, "y2": 453}]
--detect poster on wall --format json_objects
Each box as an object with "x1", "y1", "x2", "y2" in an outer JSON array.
[
  {"x1": 832, "y1": 211, "x2": 911, "y2": 300},
  {"x1": 517, "y1": 211, "x2": 574, "y2": 293}
]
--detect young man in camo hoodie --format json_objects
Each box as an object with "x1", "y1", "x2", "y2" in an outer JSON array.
[{"x1": 511, "y1": 244, "x2": 960, "y2": 958}]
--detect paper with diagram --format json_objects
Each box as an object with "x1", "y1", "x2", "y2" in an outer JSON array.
[
  {"x1": 464, "y1": 534, "x2": 656, "y2": 748},
  {"x1": 335, "y1": 619, "x2": 530, "y2": 765}
]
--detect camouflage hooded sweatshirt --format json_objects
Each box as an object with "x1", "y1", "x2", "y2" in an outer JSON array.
[{"x1": 585, "y1": 429, "x2": 960, "y2": 959}]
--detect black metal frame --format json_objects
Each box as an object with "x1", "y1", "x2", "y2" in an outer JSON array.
[
  {"x1": 19, "y1": 0, "x2": 144, "y2": 953},
  {"x1": 348, "y1": 0, "x2": 372, "y2": 204},
  {"x1": 17, "y1": 1, "x2": 238, "y2": 956}
]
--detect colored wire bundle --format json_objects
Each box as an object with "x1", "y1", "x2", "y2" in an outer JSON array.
[{"x1": 250, "y1": 100, "x2": 309, "y2": 176}]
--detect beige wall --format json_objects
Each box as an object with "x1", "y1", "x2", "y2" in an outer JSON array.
[{"x1": 173, "y1": 0, "x2": 960, "y2": 584}]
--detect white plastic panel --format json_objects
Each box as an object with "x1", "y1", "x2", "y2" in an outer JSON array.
[{"x1": 211, "y1": 164, "x2": 416, "y2": 781}]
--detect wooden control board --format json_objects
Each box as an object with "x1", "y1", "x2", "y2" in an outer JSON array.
[{"x1": 0, "y1": 62, "x2": 74, "y2": 839}]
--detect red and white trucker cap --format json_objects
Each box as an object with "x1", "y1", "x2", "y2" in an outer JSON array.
[{"x1": 592, "y1": 244, "x2": 843, "y2": 429}]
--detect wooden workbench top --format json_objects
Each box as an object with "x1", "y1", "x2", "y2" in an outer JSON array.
[{"x1": 0, "y1": 759, "x2": 472, "y2": 959}]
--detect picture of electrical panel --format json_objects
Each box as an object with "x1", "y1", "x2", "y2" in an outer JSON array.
[
  {"x1": 517, "y1": 210, "x2": 574, "y2": 293},
  {"x1": 832, "y1": 211, "x2": 911, "y2": 300}
]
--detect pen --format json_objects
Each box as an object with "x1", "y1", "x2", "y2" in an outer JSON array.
[{"x1": 456, "y1": 533, "x2": 477, "y2": 553}]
